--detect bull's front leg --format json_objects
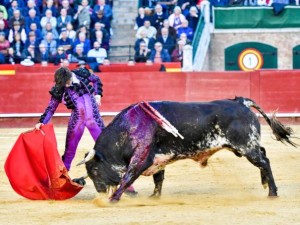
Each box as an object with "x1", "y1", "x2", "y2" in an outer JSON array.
[
  {"x1": 109, "y1": 107, "x2": 157, "y2": 202},
  {"x1": 110, "y1": 157, "x2": 153, "y2": 202},
  {"x1": 150, "y1": 170, "x2": 165, "y2": 198},
  {"x1": 110, "y1": 143, "x2": 155, "y2": 202}
]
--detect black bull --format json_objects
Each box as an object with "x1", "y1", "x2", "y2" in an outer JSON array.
[{"x1": 78, "y1": 97, "x2": 296, "y2": 202}]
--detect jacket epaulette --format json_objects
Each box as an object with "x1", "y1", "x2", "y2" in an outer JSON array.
[{"x1": 49, "y1": 86, "x2": 64, "y2": 102}]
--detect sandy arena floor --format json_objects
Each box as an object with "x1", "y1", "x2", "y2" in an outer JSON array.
[{"x1": 0, "y1": 124, "x2": 300, "y2": 225}]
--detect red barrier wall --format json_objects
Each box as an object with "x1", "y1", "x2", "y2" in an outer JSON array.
[{"x1": 0, "y1": 69, "x2": 299, "y2": 114}]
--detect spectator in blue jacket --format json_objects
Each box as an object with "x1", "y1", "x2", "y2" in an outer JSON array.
[
  {"x1": 22, "y1": 0, "x2": 41, "y2": 18},
  {"x1": 41, "y1": 22, "x2": 59, "y2": 40},
  {"x1": 57, "y1": 28, "x2": 73, "y2": 54},
  {"x1": 8, "y1": 9, "x2": 25, "y2": 29},
  {"x1": 9, "y1": 32, "x2": 24, "y2": 63},
  {"x1": 42, "y1": 0, "x2": 58, "y2": 17},
  {"x1": 186, "y1": 6, "x2": 199, "y2": 32},
  {"x1": 25, "y1": 9, "x2": 41, "y2": 33},
  {"x1": 156, "y1": 27, "x2": 176, "y2": 55},
  {"x1": 93, "y1": 0, "x2": 113, "y2": 21},
  {"x1": 177, "y1": 19, "x2": 194, "y2": 41},
  {"x1": 24, "y1": 31, "x2": 40, "y2": 49},
  {"x1": 53, "y1": 46, "x2": 68, "y2": 65},
  {"x1": 149, "y1": 41, "x2": 171, "y2": 63},
  {"x1": 40, "y1": 31, "x2": 57, "y2": 56},
  {"x1": 21, "y1": 44, "x2": 38, "y2": 62},
  {"x1": 26, "y1": 22, "x2": 43, "y2": 43},
  {"x1": 91, "y1": 10, "x2": 111, "y2": 37},
  {"x1": 57, "y1": 8, "x2": 73, "y2": 33},
  {"x1": 177, "y1": 0, "x2": 197, "y2": 17},
  {"x1": 135, "y1": 7, "x2": 150, "y2": 30},
  {"x1": 72, "y1": 31, "x2": 91, "y2": 54},
  {"x1": 36, "y1": 42, "x2": 51, "y2": 63},
  {"x1": 90, "y1": 22, "x2": 110, "y2": 45},
  {"x1": 151, "y1": 4, "x2": 168, "y2": 30},
  {"x1": 7, "y1": 0, "x2": 22, "y2": 18},
  {"x1": 58, "y1": 0, "x2": 75, "y2": 17}
]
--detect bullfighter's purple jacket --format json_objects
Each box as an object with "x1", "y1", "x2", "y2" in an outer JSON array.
[{"x1": 39, "y1": 68, "x2": 105, "y2": 170}]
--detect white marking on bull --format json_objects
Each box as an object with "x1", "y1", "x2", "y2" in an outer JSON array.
[
  {"x1": 246, "y1": 124, "x2": 260, "y2": 151},
  {"x1": 243, "y1": 99, "x2": 253, "y2": 108},
  {"x1": 198, "y1": 124, "x2": 230, "y2": 148},
  {"x1": 111, "y1": 164, "x2": 127, "y2": 178},
  {"x1": 207, "y1": 135, "x2": 229, "y2": 148}
]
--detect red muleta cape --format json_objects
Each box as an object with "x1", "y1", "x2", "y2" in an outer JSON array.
[{"x1": 4, "y1": 123, "x2": 83, "y2": 200}]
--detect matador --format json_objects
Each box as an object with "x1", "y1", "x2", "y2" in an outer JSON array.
[{"x1": 36, "y1": 66, "x2": 105, "y2": 171}]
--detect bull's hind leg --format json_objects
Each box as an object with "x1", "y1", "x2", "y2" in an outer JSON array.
[
  {"x1": 150, "y1": 170, "x2": 165, "y2": 198},
  {"x1": 245, "y1": 147, "x2": 277, "y2": 196},
  {"x1": 259, "y1": 147, "x2": 268, "y2": 188}
]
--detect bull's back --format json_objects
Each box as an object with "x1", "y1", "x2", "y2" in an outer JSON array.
[
  {"x1": 149, "y1": 100, "x2": 260, "y2": 150},
  {"x1": 150, "y1": 100, "x2": 257, "y2": 127}
]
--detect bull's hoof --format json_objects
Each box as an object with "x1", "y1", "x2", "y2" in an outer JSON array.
[
  {"x1": 109, "y1": 196, "x2": 120, "y2": 203},
  {"x1": 72, "y1": 177, "x2": 86, "y2": 186},
  {"x1": 268, "y1": 195, "x2": 279, "y2": 199},
  {"x1": 268, "y1": 190, "x2": 278, "y2": 198},
  {"x1": 149, "y1": 194, "x2": 161, "y2": 199},
  {"x1": 268, "y1": 193, "x2": 278, "y2": 198}
]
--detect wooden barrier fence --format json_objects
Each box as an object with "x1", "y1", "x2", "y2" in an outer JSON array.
[{"x1": 0, "y1": 67, "x2": 300, "y2": 117}]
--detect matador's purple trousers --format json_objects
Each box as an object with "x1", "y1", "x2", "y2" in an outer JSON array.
[{"x1": 63, "y1": 93, "x2": 104, "y2": 171}]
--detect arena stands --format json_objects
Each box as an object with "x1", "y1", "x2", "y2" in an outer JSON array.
[
  {"x1": 0, "y1": 0, "x2": 113, "y2": 65},
  {"x1": 133, "y1": 2, "x2": 200, "y2": 64},
  {"x1": 0, "y1": 0, "x2": 199, "y2": 67},
  {"x1": 0, "y1": 0, "x2": 300, "y2": 68}
]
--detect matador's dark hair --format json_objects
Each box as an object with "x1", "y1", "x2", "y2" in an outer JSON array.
[{"x1": 54, "y1": 67, "x2": 72, "y2": 88}]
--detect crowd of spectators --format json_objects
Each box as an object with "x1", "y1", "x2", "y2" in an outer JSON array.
[
  {"x1": 135, "y1": 0, "x2": 298, "y2": 65},
  {"x1": 0, "y1": 0, "x2": 113, "y2": 71},
  {"x1": 0, "y1": 0, "x2": 294, "y2": 68},
  {"x1": 133, "y1": 1, "x2": 201, "y2": 65},
  {"x1": 141, "y1": 0, "x2": 297, "y2": 8}
]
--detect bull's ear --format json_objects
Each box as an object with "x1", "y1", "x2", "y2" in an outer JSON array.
[{"x1": 95, "y1": 151, "x2": 105, "y2": 162}]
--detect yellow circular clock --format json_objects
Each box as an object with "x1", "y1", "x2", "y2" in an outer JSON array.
[{"x1": 238, "y1": 48, "x2": 263, "y2": 71}]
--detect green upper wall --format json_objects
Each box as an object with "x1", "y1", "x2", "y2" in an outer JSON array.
[{"x1": 214, "y1": 6, "x2": 300, "y2": 29}]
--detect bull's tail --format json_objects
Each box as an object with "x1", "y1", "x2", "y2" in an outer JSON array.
[{"x1": 236, "y1": 97, "x2": 297, "y2": 147}]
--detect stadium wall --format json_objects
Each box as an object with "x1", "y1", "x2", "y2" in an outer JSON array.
[
  {"x1": 0, "y1": 70, "x2": 299, "y2": 117},
  {"x1": 204, "y1": 30, "x2": 300, "y2": 71}
]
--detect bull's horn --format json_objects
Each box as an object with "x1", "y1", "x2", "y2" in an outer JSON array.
[{"x1": 76, "y1": 149, "x2": 96, "y2": 166}]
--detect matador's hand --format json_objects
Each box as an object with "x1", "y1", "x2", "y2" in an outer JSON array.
[
  {"x1": 95, "y1": 95, "x2": 101, "y2": 106},
  {"x1": 35, "y1": 123, "x2": 43, "y2": 130}
]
